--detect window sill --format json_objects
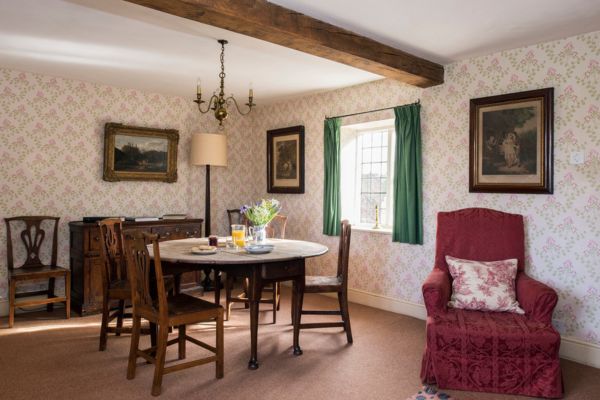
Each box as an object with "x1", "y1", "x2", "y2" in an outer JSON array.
[{"x1": 352, "y1": 226, "x2": 392, "y2": 235}]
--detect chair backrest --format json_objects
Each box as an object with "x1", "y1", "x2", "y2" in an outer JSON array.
[
  {"x1": 98, "y1": 218, "x2": 127, "y2": 285},
  {"x1": 227, "y1": 209, "x2": 248, "y2": 234},
  {"x1": 5, "y1": 216, "x2": 59, "y2": 270},
  {"x1": 337, "y1": 220, "x2": 352, "y2": 284},
  {"x1": 123, "y1": 230, "x2": 168, "y2": 320},
  {"x1": 434, "y1": 208, "x2": 525, "y2": 273},
  {"x1": 265, "y1": 215, "x2": 288, "y2": 239}
]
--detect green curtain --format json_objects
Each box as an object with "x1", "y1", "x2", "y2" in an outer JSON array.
[
  {"x1": 392, "y1": 103, "x2": 423, "y2": 244},
  {"x1": 323, "y1": 117, "x2": 342, "y2": 236}
]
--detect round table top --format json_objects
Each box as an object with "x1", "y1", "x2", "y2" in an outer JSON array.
[{"x1": 149, "y1": 238, "x2": 328, "y2": 265}]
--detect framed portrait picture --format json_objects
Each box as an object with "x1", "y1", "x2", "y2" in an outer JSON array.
[
  {"x1": 469, "y1": 88, "x2": 553, "y2": 194},
  {"x1": 267, "y1": 125, "x2": 305, "y2": 193},
  {"x1": 103, "y1": 123, "x2": 179, "y2": 182}
]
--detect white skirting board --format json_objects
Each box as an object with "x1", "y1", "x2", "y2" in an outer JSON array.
[
  {"x1": 2, "y1": 289, "x2": 600, "y2": 369},
  {"x1": 322, "y1": 288, "x2": 600, "y2": 370}
]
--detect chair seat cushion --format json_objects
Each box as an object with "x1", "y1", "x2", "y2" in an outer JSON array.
[
  {"x1": 304, "y1": 275, "x2": 342, "y2": 292},
  {"x1": 167, "y1": 294, "x2": 221, "y2": 317},
  {"x1": 10, "y1": 265, "x2": 69, "y2": 280},
  {"x1": 424, "y1": 308, "x2": 562, "y2": 397}
]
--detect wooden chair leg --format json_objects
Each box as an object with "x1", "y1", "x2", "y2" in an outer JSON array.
[
  {"x1": 272, "y1": 283, "x2": 277, "y2": 324},
  {"x1": 9, "y1": 279, "x2": 16, "y2": 328},
  {"x1": 216, "y1": 311, "x2": 224, "y2": 379},
  {"x1": 174, "y1": 273, "x2": 181, "y2": 295},
  {"x1": 99, "y1": 290, "x2": 110, "y2": 351},
  {"x1": 115, "y1": 300, "x2": 125, "y2": 336},
  {"x1": 178, "y1": 325, "x2": 186, "y2": 360},
  {"x1": 243, "y1": 278, "x2": 249, "y2": 309},
  {"x1": 225, "y1": 275, "x2": 233, "y2": 321},
  {"x1": 127, "y1": 316, "x2": 142, "y2": 380},
  {"x1": 151, "y1": 325, "x2": 169, "y2": 396},
  {"x1": 338, "y1": 291, "x2": 353, "y2": 344},
  {"x1": 276, "y1": 282, "x2": 281, "y2": 311},
  {"x1": 65, "y1": 271, "x2": 71, "y2": 319},
  {"x1": 47, "y1": 277, "x2": 55, "y2": 312}
]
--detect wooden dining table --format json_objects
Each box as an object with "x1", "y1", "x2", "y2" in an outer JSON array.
[{"x1": 148, "y1": 238, "x2": 328, "y2": 370}]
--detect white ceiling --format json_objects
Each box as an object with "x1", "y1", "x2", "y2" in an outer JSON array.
[{"x1": 1, "y1": 0, "x2": 599, "y2": 104}]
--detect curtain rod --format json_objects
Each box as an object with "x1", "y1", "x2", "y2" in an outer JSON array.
[{"x1": 325, "y1": 99, "x2": 420, "y2": 120}]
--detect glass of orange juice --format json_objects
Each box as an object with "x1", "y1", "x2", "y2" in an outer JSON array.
[{"x1": 231, "y1": 224, "x2": 246, "y2": 248}]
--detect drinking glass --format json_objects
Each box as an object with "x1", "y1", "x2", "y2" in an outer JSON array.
[{"x1": 231, "y1": 224, "x2": 246, "y2": 248}]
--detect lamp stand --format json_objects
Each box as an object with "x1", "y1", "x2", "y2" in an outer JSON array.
[{"x1": 202, "y1": 164, "x2": 215, "y2": 291}]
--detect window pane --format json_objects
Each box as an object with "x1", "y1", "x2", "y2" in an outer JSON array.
[
  {"x1": 361, "y1": 162, "x2": 371, "y2": 176},
  {"x1": 361, "y1": 178, "x2": 370, "y2": 193},
  {"x1": 381, "y1": 146, "x2": 388, "y2": 162},
  {"x1": 362, "y1": 147, "x2": 371, "y2": 162},
  {"x1": 372, "y1": 147, "x2": 382, "y2": 162},
  {"x1": 372, "y1": 131, "x2": 382, "y2": 147}
]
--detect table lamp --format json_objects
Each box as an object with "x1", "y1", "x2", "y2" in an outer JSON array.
[{"x1": 191, "y1": 133, "x2": 227, "y2": 237}]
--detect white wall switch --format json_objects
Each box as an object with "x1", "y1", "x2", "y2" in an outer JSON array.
[{"x1": 570, "y1": 151, "x2": 585, "y2": 165}]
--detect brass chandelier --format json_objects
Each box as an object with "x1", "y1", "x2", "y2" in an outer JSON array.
[{"x1": 194, "y1": 39, "x2": 255, "y2": 127}]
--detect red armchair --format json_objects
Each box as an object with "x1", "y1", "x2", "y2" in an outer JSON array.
[{"x1": 421, "y1": 208, "x2": 563, "y2": 398}]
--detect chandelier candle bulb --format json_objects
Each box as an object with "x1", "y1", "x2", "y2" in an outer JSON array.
[{"x1": 197, "y1": 79, "x2": 201, "y2": 95}]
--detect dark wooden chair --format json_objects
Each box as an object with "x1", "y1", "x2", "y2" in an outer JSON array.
[
  {"x1": 294, "y1": 219, "x2": 352, "y2": 343},
  {"x1": 5, "y1": 216, "x2": 70, "y2": 328},
  {"x1": 226, "y1": 208, "x2": 247, "y2": 234},
  {"x1": 225, "y1": 215, "x2": 288, "y2": 323},
  {"x1": 98, "y1": 218, "x2": 132, "y2": 351},
  {"x1": 98, "y1": 219, "x2": 176, "y2": 350},
  {"x1": 123, "y1": 230, "x2": 224, "y2": 397}
]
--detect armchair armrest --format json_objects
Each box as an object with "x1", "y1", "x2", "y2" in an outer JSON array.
[
  {"x1": 422, "y1": 268, "x2": 451, "y2": 316},
  {"x1": 516, "y1": 272, "x2": 558, "y2": 325}
]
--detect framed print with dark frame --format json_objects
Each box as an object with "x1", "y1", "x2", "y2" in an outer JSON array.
[
  {"x1": 469, "y1": 88, "x2": 553, "y2": 194},
  {"x1": 103, "y1": 123, "x2": 179, "y2": 182},
  {"x1": 267, "y1": 125, "x2": 305, "y2": 193}
]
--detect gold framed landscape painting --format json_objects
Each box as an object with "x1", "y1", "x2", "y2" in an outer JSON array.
[
  {"x1": 267, "y1": 125, "x2": 305, "y2": 193},
  {"x1": 103, "y1": 123, "x2": 179, "y2": 182},
  {"x1": 469, "y1": 88, "x2": 554, "y2": 194}
]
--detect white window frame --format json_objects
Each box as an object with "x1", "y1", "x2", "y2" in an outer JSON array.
[{"x1": 341, "y1": 119, "x2": 395, "y2": 231}]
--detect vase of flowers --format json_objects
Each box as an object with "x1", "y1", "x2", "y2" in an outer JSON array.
[{"x1": 241, "y1": 199, "x2": 280, "y2": 244}]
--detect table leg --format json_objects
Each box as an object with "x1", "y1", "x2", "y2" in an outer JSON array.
[
  {"x1": 214, "y1": 269, "x2": 221, "y2": 306},
  {"x1": 247, "y1": 268, "x2": 262, "y2": 370},
  {"x1": 292, "y1": 271, "x2": 305, "y2": 356}
]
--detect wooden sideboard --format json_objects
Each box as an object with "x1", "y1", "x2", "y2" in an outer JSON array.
[{"x1": 69, "y1": 219, "x2": 203, "y2": 315}]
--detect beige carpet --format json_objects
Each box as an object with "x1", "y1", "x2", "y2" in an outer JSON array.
[{"x1": 1, "y1": 288, "x2": 599, "y2": 399}]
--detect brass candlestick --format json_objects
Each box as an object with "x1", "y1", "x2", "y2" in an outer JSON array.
[{"x1": 373, "y1": 205, "x2": 381, "y2": 229}]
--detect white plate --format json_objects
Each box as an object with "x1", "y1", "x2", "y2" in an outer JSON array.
[
  {"x1": 191, "y1": 246, "x2": 217, "y2": 255},
  {"x1": 244, "y1": 244, "x2": 274, "y2": 254}
]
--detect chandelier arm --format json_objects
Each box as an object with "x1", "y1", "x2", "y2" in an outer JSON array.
[
  {"x1": 196, "y1": 94, "x2": 219, "y2": 113},
  {"x1": 226, "y1": 95, "x2": 254, "y2": 116}
]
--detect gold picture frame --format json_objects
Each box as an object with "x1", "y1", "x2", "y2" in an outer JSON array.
[
  {"x1": 469, "y1": 88, "x2": 553, "y2": 194},
  {"x1": 103, "y1": 123, "x2": 179, "y2": 182}
]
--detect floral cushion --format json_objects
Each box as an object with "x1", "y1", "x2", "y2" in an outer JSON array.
[{"x1": 446, "y1": 255, "x2": 524, "y2": 314}]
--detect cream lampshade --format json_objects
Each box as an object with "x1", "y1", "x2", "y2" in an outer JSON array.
[
  {"x1": 190, "y1": 132, "x2": 227, "y2": 237},
  {"x1": 191, "y1": 133, "x2": 228, "y2": 167}
]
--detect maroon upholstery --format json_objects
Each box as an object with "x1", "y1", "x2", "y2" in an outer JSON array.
[{"x1": 421, "y1": 208, "x2": 563, "y2": 398}]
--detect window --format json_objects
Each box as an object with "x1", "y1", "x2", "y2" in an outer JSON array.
[{"x1": 341, "y1": 119, "x2": 395, "y2": 230}]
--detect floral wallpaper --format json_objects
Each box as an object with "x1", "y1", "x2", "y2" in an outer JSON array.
[
  {"x1": 0, "y1": 68, "x2": 258, "y2": 298},
  {"x1": 252, "y1": 31, "x2": 600, "y2": 345},
  {"x1": 1, "y1": 30, "x2": 599, "y2": 347}
]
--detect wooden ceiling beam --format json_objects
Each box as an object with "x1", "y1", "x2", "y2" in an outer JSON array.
[{"x1": 124, "y1": 0, "x2": 444, "y2": 87}]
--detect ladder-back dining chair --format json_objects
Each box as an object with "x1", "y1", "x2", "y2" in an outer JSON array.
[
  {"x1": 98, "y1": 218, "x2": 132, "y2": 351},
  {"x1": 123, "y1": 230, "x2": 224, "y2": 397},
  {"x1": 225, "y1": 215, "x2": 288, "y2": 323},
  {"x1": 293, "y1": 219, "x2": 352, "y2": 343},
  {"x1": 5, "y1": 216, "x2": 71, "y2": 328}
]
